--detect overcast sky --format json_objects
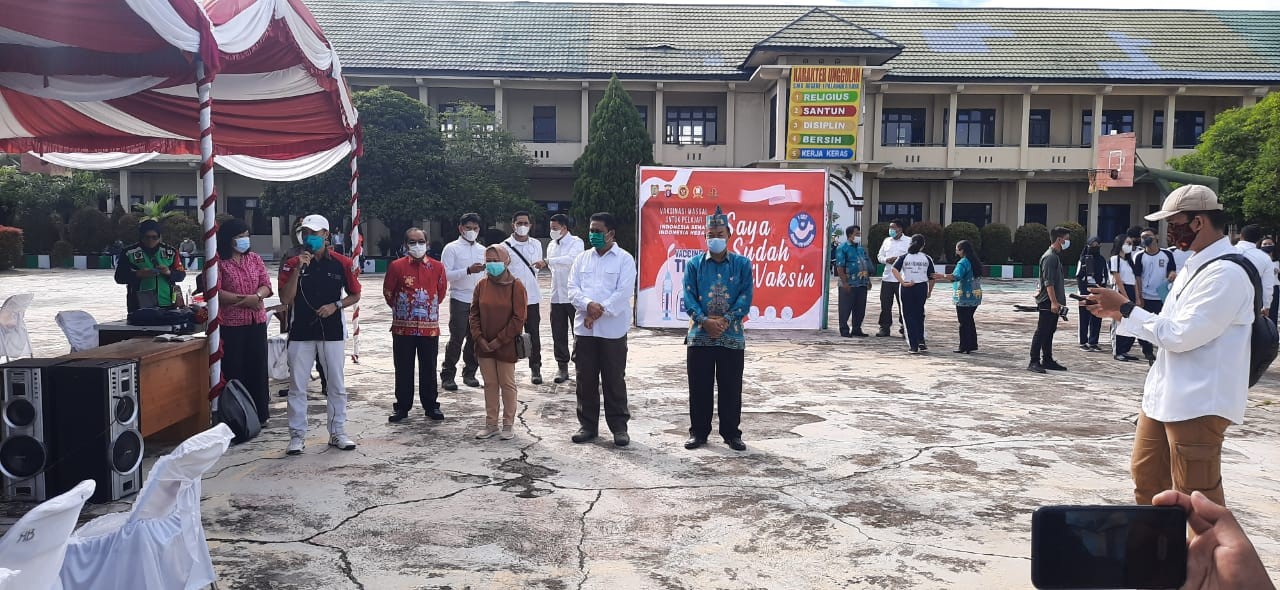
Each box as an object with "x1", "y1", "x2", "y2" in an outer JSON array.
[{"x1": 513, "y1": 0, "x2": 1275, "y2": 8}]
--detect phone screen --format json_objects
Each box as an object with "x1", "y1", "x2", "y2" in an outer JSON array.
[{"x1": 1032, "y1": 506, "x2": 1187, "y2": 589}]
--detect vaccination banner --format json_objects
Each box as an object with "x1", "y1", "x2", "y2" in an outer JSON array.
[
  {"x1": 636, "y1": 166, "x2": 828, "y2": 329},
  {"x1": 786, "y1": 66, "x2": 862, "y2": 162}
]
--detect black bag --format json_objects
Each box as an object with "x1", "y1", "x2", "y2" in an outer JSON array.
[
  {"x1": 217, "y1": 379, "x2": 262, "y2": 444},
  {"x1": 127, "y1": 307, "x2": 195, "y2": 329},
  {"x1": 1182, "y1": 254, "x2": 1279, "y2": 387}
]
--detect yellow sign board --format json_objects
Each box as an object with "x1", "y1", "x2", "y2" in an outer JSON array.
[{"x1": 785, "y1": 66, "x2": 862, "y2": 162}]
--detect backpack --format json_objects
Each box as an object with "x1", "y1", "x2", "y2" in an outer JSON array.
[
  {"x1": 1181, "y1": 254, "x2": 1279, "y2": 387},
  {"x1": 216, "y1": 379, "x2": 262, "y2": 444}
]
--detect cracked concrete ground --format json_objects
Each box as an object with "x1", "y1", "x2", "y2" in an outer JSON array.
[{"x1": 3, "y1": 269, "x2": 1278, "y2": 589}]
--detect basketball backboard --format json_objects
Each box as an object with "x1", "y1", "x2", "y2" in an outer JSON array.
[{"x1": 1095, "y1": 132, "x2": 1136, "y2": 188}]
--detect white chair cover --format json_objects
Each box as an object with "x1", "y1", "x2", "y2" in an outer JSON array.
[
  {"x1": 57, "y1": 424, "x2": 233, "y2": 590},
  {"x1": 267, "y1": 334, "x2": 289, "y2": 381},
  {"x1": 54, "y1": 311, "x2": 99, "y2": 353},
  {"x1": 0, "y1": 293, "x2": 34, "y2": 361},
  {"x1": 0, "y1": 480, "x2": 95, "y2": 590}
]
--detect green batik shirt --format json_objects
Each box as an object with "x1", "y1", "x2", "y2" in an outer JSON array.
[{"x1": 683, "y1": 251, "x2": 754, "y2": 349}]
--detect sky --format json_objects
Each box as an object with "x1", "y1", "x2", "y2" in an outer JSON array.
[{"x1": 502, "y1": 0, "x2": 1276, "y2": 8}]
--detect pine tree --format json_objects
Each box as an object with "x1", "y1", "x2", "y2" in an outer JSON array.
[{"x1": 571, "y1": 75, "x2": 654, "y2": 253}]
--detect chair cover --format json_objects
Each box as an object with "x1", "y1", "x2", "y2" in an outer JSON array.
[
  {"x1": 268, "y1": 334, "x2": 290, "y2": 381},
  {"x1": 58, "y1": 424, "x2": 233, "y2": 590},
  {"x1": 54, "y1": 311, "x2": 99, "y2": 353},
  {"x1": 0, "y1": 480, "x2": 95, "y2": 590},
  {"x1": 0, "y1": 293, "x2": 34, "y2": 361}
]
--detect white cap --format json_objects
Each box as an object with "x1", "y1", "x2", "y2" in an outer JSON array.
[
  {"x1": 298, "y1": 214, "x2": 329, "y2": 233},
  {"x1": 1145, "y1": 185, "x2": 1223, "y2": 222}
]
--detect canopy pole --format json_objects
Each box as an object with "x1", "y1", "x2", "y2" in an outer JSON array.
[
  {"x1": 197, "y1": 57, "x2": 224, "y2": 400},
  {"x1": 349, "y1": 148, "x2": 362, "y2": 363}
]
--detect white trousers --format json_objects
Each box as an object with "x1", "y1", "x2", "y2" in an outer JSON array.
[{"x1": 287, "y1": 340, "x2": 348, "y2": 436}]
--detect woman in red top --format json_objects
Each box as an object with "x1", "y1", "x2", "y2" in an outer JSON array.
[{"x1": 217, "y1": 218, "x2": 274, "y2": 423}]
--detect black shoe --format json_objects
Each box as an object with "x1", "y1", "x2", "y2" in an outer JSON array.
[
  {"x1": 531, "y1": 371, "x2": 543, "y2": 385},
  {"x1": 1144, "y1": 354, "x2": 1157, "y2": 362},
  {"x1": 918, "y1": 342, "x2": 928, "y2": 351},
  {"x1": 875, "y1": 329, "x2": 890, "y2": 337},
  {"x1": 684, "y1": 436, "x2": 707, "y2": 450},
  {"x1": 571, "y1": 429, "x2": 597, "y2": 443},
  {"x1": 908, "y1": 348, "x2": 920, "y2": 354},
  {"x1": 463, "y1": 375, "x2": 481, "y2": 388},
  {"x1": 953, "y1": 349, "x2": 970, "y2": 354},
  {"x1": 426, "y1": 408, "x2": 445, "y2": 421},
  {"x1": 554, "y1": 367, "x2": 569, "y2": 384},
  {"x1": 1090, "y1": 345, "x2": 1103, "y2": 352},
  {"x1": 388, "y1": 411, "x2": 408, "y2": 423},
  {"x1": 1042, "y1": 360, "x2": 1068, "y2": 371},
  {"x1": 441, "y1": 378, "x2": 458, "y2": 391},
  {"x1": 852, "y1": 331, "x2": 870, "y2": 338},
  {"x1": 1080, "y1": 344, "x2": 1092, "y2": 351},
  {"x1": 840, "y1": 332, "x2": 851, "y2": 338},
  {"x1": 276, "y1": 389, "x2": 289, "y2": 398},
  {"x1": 724, "y1": 437, "x2": 747, "y2": 452},
  {"x1": 613, "y1": 432, "x2": 630, "y2": 447},
  {"x1": 1027, "y1": 362, "x2": 1047, "y2": 374}
]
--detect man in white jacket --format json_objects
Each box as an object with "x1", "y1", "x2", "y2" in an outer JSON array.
[{"x1": 876, "y1": 219, "x2": 911, "y2": 338}]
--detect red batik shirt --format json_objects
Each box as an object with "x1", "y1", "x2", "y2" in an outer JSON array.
[{"x1": 383, "y1": 255, "x2": 447, "y2": 337}]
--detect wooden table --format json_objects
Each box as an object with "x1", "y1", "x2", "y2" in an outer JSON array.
[
  {"x1": 94, "y1": 319, "x2": 193, "y2": 346},
  {"x1": 65, "y1": 338, "x2": 211, "y2": 442}
]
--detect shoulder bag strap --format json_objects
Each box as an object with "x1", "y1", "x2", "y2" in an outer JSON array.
[
  {"x1": 504, "y1": 239, "x2": 537, "y2": 275},
  {"x1": 1178, "y1": 254, "x2": 1262, "y2": 316}
]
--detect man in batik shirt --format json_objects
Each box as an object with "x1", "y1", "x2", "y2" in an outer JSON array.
[{"x1": 383, "y1": 227, "x2": 448, "y2": 423}]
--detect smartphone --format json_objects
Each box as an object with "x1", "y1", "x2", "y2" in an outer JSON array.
[
  {"x1": 1031, "y1": 505, "x2": 1187, "y2": 589},
  {"x1": 1069, "y1": 293, "x2": 1095, "y2": 305}
]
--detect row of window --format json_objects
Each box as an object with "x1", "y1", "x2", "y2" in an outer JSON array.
[
  {"x1": 879, "y1": 201, "x2": 1143, "y2": 243},
  {"x1": 436, "y1": 103, "x2": 718, "y2": 145},
  {"x1": 883, "y1": 108, "x2": 1206, "y2": 148}
]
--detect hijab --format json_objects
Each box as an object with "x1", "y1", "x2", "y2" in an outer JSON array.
[{"x1": 485, "y1": 244, "x2": 515, "y2": 285}]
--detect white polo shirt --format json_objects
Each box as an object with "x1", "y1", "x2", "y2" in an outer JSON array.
[{"x1": 877, "y1": 235, "x2": 911, "y2": 282}]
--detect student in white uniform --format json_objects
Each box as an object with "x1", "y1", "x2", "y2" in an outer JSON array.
[
  {"x1": 1234, "y1": 224, "x2": 1277, "y2": 319},
  {"x1": 1133, "y1": 235, "x2": 1178, "y2": 363},
  {"x1": 1109, "y1": 234, "x2": 1140, "y2": 362},
  {"x1": 1262, "y1": 237, "x2": 1279, "y2": 326},
  {"x1": 890, "y1": 234, "x2": 935, "y2": 354}
]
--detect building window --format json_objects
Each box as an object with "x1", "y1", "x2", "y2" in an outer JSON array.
[
  {"x1": 439, "y1": 103, "x2": 495, "y2": 137},
  {"x1": 768, "y1": 96, "x2": 777, "y2": 158},
  {"x1": 532, "y1": 106, "x2": 556, "y2": 143},
  {"x1": 954, "y1": 109, "x2": 996, "y2": 146},
  {"x1": 636, "y1": 105, "x2": 649, "y2": 132},
  {"x1": 878, "y1": 202, "x2": 923, "y2": 226},
  {"x1": 665, "y1": 107, "x2": 717, "y2": 145},
  {"x1": 1152, "y1": 110, "x2": 1165, "y2": 147},
  {"x1": 952, "y1": 203, "x2": 992, "y2": 228},
  {"x1": 1081, "y1": 110, "x2": 1134, "y2": 146},
  {"x1": 1028, "y1": 110, "x2": 1051, "y2": 146},
  {"x1": 1174, "y1": 111, "x2": 1206, "y2": 148},
  {"x1": 882, "y1": 108, "x2": 926, "y2": 146},
  {"x1": 1024, "y1": 204, "x2": 1048, "y2": 227}
]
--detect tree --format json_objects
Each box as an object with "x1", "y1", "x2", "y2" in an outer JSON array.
[
  {"x1": 438, "y1": 102, "x2": 538, "y2": 231},
  {"x1": 0, "y1": 166, "x2": 108, "y2": 226},
  {"x1": 1170, "y1": 92, "x2": 1280, "y2": 226},
  {"x1": 571, "y1": 75, "x2": 654, "y2": 253}
]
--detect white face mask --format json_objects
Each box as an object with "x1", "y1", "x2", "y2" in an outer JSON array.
[
  {"x1": 853, "y1": 236, "x2": 861, "y2": 245},
  {"x1": 1061, "y1": 239, "x2": 1071, "y2": 250},
  {"x1": 549, "y1": 229, "x2": 563, "y2": 240},
  {"x1": 463, "y1": 229, "x2": 478, "y2": 242},
  {"x1": 514, "y1": 226, "x2": 530, "y2": 237},
  {"x1": 1121, "y1": 244, "x2": 1133, "y2": 255},
  {"x1": 408, "y1": 244, "x2": 427, "y2": 259}
]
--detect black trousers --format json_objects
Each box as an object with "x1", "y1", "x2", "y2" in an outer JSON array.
[
  {"x1": 1138, "y1": 299, "x2": 1164, "y2": 358},
  {"x1": 900, "y1": 283, "x2": 928, "y2": 350},
  {"x1": 1029, "y1": 301, "x2": 1059, "y2": 364},
  {"x1": 1078, "y1": 290, "x2": 1103, "y2": 346},
  {"x1": 1115, "y1": 285, "x2": 1138, "y2": 355},
  {"x1": 524, "y1": 303, "x2": 542, "y2": 371},
  {"x1": 1271, "y1": 286, "x2": 1279, "y2": 327},
  {"x1": 393, "y1": 334, "x2": 439, "y2": 414},
  {"x1": 222, "y1": 322, "x2": 269, "y2": 421},
  {"x1": 878, "y1": 281, "x2": 902, "y2": 332},
  {"x1": 573, "y1": 335, "x2": 629, "y2": 433},
  {"x1": 549, "y1": 302, "x2": 575, "y2": 369},
  {"x1": 837, "y1": 285, "x2": 869, "y2": 335},
  {"x1": 956, "y1": 305, "x2": 978, "y2": 352},
  {"x1": 441, "y1": 297, "x2": 478, "y2": 379},
  {"x1": 687, "y1": 346, "x2": 744, "y2": 439}
]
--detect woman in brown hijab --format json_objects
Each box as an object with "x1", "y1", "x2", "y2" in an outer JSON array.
[{"x1": 469, "y1": 244, "x2": 529, "y2": 439}]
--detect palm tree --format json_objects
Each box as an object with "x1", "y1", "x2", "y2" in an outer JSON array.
[{"x1": 132, "y1": 194, "x2": 182, "y2": 222}]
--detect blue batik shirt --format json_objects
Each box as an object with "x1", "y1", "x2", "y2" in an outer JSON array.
[
  {"x1": 835, "y1": 242, "x2": 873, "y2": 288},
  {"x1": 683, "y1": 251, "x2": 754, "y2": 349},
  {"x1": 951, "y1": 257, "x2": 983, "y2": 307}
]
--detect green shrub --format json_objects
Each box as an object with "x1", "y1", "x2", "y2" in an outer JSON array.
[
  {"x1": 18, "y1": 209, "x2": 59, "y2": 253},
  {"x1": 1056, "y1": 222, "x2": 1087, "y2": 268},
  {"x1": 0, "y1": 225, "x2": 22, "y2": 270},
  {"x1": 980, "y1": 223, "x2": 1013, "y2": 265},
  {"x1": 943, "y1": 222, "x2": 982, "y2": 262},
  {"x1": 51, "y1": 240, "x2": 74, "y2": 267},
  {"x1": 69, "y1": 208, "x2": 114, "y2": 253},
  {"x1": 907, "y1": 221, "x2": 945, "y2": 261},
  {"x1": 161, "y1": 214, "x2": 203, "y2": 246},
  {"x1": 866, "y1": 222, "x2": 890, "y2": 264},
  {"x1": 1013, "y1": 223, "x2": 1050, "y2": 264},
  {"x1": 116, "y1": 213, "x2": 141, "y2": 244}
]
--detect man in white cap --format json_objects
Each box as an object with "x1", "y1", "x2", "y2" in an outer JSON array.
[
  {"x1": 279, "y1": 214, "x2": 363, "y2": 455},
  {"x1": 1087, "y1": 185, "x2": 1256, "y2": 507}
]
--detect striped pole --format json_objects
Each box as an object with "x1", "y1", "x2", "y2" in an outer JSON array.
[
  {"x1": 348, "y1": 147, "x2": 362, "y2": 363},
  {"x1": 197, "y1": 57, "x2": 224, "y2": 400}
]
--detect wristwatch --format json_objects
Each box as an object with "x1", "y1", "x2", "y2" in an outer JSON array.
[
  {"x1": 334, "y1": 300, "x2": 344, "y2": 310},
  {"x1": 1119, "y1": 301, "x2": 1135, "y2": 318}
]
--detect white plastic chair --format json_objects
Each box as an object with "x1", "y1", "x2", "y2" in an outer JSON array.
[
  {"x1": 54, "y1": 311, "x2": 99, "y2": 353},
  {"x1": 0, "y1": 480, "x2": 96, "y2": 590},
  {"x1": 57, "y1": 424, "x2": 234, "y2": 590},
  {"x1": 0, "y1": 293, "x2": 34, "y2": 362}
]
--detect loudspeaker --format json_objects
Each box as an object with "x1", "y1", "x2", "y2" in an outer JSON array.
[
  {"x1": 51, "y1": 359, "x2": 143, "y2": 503},
  {"x1": 1, "y1": 358, "x2": 64, "y2": 502}
]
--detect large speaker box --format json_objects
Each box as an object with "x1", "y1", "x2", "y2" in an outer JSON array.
[
  {"x1": 51, "y1": 359, "x2": 143, "y2": 503},
  {"x1": 1, "y1": 358, "x2": 64, "y2": 502}
]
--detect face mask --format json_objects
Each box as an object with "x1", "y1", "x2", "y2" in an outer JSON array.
[
  {"x1": 853, "y1": 237, "x2": 861, "y2": 245},
  {"x1": 1141, "y1": 237, "x2": 1155, "y2": 248},
  {"x1": 408, "y1": 244, "x2": 428, "y2": 258},
  {"x1": 1263, "y1": 245, "x2": 1275, "y2": 254},
  {"x1": 233, "y1": 237, "x2": 251, "y2": 253},
  {"x1": 589, "y1": 231, "x2": 607, "y2": 249},
  {"x1": 463, "y1": 230, "x2": 478, "y2": 242},
  {"x1": 1168, "y1": 221, "x2": 1197, "y2": 248},
  {"x1": 514, "y1": 226, "x2": 530, "y2": 237},
  {"x1": 1061, "y1": 239, "x2": 1071, "y2": 250},
  {"x1": 304, "y1": 235, "x2": 325, "y2": 253},
  {"x1": 485, "y1": 261, "x2": 506, "y2": 276},
  {"x1": 549, "y1": 229, "x2": 563, "y2": 240},
  {"x1": 888, "y1": 229, "x2": 899, "y2": 239},
  {"x1": 707, "y1": 237, "x2": 727, "y2": 254},
  {"x1": 1121, "y1": 244, "x2": 1133, "y2": 255}
]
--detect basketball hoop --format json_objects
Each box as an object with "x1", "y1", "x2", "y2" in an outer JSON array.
[{"x1": 1088, "y1": 168, "x2": 1118, "y2": 192}]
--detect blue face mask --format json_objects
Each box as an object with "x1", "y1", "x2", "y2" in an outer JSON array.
[
  {"x1": 304, "y1": 235, "x2": 325, "y2": 253},
  {"x1": 888, "y1": 229, "x2": 899, "y2": 239},
  {"x1": 485, "y1": 261, "x2": 506, "y2": 276},
  {"x1": 233, "y1": 237, "x2": 251, "y2": 253},
  {"x1": 707, "y1": 237, "x2": 727, "y2": 254}
]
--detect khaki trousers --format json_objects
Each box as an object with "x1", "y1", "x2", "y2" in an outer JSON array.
[
  {"x1": 478, "y1": 356, "x2": 518, "y2": 428},
  {"x1": 1131, "y1": 411, "x2": 1231, "y2": 506}
]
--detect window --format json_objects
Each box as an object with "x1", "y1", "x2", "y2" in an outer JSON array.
[
  {"x1": 1081, "y1": 110, "x2": 1134, "y2": 146},
  {"x1": 228, "y1": 197, "x2": 271, "y2": 236},
  {"x1": 1024, "y1": 204, "x2": 1048, "y2": 227},
  {"x1": 1078, "y1": 204, "x2": 1089, "y2": 228},
  {"x1": 882, "y1": 108, "x2": 926, "y2": 146},
  {"x1": 768, "y1": 96, "x2": 777, "y2": 158},
  {"x1": 1028, "y1": 109, "x2": 1051, "y2": 146},
  {"x1": 665, "y1": 107, "x2": 717, "y2": 145},
  {"x1": 878, "y1": 202, "x2": 923, "y2": 226},
  {"x1": 1098, "y1": 204, "x2": 1131, "y2": 244},
  {"x1": 636, "y1": 105, "x2": 649, "y2": 132},
  {"x1": 1174, "y1": 111, "x2": 1205, "y2": 148},
  {"x1": 1152, "y1": 110, "x2": 1165, "y2": 147},
  {"x1": 439, "y1": 103, "x2": 495, "y2": 137},
  {"x1": 532, "y1": 106, "x2": 556, "y2": 143},
  {"x1": 952, "y1": 203, "x2": 992, "y2": 228},
  {"x1": 1080, "y1": 110, "x2": 1092, "y2": 146},
  {"x1": 954, "y1": 109, "x2": 996, "y2": 146}
]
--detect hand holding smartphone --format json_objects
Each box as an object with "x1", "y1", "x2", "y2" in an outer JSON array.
[
  {"x1": 1032, "y1": 505, "x2": 1187, "y2": 589},
  {"x1": 1069, "y1": 293, "x2": 1096, "y2": 305}
]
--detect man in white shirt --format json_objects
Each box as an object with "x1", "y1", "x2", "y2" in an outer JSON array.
[
  {"x1": 503, "y1": 211, "x2": 547, "y2": 384},
  {"x1": 546, "y1": 213, "x2": 584, "y2": 384},
  {"x1": 567, "y1": 212, "x2": 637, "y2": 447},
  {"x1": 439, "y1": 212, "x2": 487, "y2": 390},
  {"x1": 1088, "y1": 185, "x2": 1254, "y2": 507},
  {"x1": 1234, "y1": 224, "x2": 1276, "y2": 318},
  {"x1": 876, "y1": 219, "x2": 911, "y2": 337},
  {"x1": 1133, "y1": 235, "x2": 1177, "y2": 363}
]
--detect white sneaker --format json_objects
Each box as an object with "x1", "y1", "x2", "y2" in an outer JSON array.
[
  {"x1": 499, "y1": 425, "x2": 515, "y2": 440},
  {"x1": 475, "y1": 426, "x2": 500, "y2": 439},
  {"x1": 328, "y1": 433, "x2": 356, "y2": 450},
  {"x1": 286, "y1": 433, "x2": 305, "y2": 455}
]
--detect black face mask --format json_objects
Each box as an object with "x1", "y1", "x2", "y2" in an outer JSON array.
[{"x1": 1263, "y1": 245, "x2": 1275, "y2": 255}]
